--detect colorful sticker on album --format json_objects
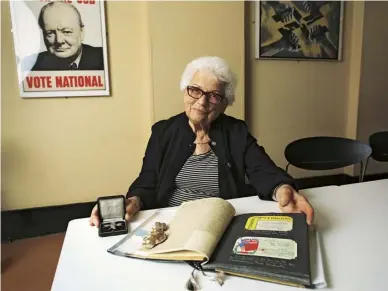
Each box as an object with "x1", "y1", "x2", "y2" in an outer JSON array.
[
  {"x1": 245, "y1": 216, "x2": 293, "y2": 231},
  {"x1": 232, "y1": 237, "x2": 297, "y2": 260}
]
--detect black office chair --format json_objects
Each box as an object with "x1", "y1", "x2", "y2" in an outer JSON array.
[
  {"x1": 284, "y1": 136, "x2": 372, "y2": 182},
  {"x1": 369, "y1": 131, "x2": 388, "y2": 162}
]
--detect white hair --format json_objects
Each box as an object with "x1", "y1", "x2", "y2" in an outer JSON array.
[{"x1": 179, "y1": 56, "x2": 237, "y2": 105}]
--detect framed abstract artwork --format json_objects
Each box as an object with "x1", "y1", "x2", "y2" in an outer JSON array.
[
  {"x1": 255, "y1": 1, "x2": 344, "y2": 61},
  {"x1": 9, "y1": 0, "x2": 110, "y2": 98}
]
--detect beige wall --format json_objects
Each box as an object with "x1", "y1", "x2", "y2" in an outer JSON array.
[
  {"x1": 356, "y1": 1, "x2": 388, "y2": 174},
  {"x1": 1, "y1": 1, "x2": 152, "y2": 210},
  {"x1": 148, "y1": 1, "x2": 245, "y2": 122},
  {"x1": 1, "y1": 1, "x2": 244, "y2": 210},
  {"x1": 1, "y1": 1, "x2": 387, "y2": 211}
]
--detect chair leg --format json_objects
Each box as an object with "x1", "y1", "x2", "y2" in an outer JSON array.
[
  {"x1": 359, "y1": 157, "x2": 370, "y2": 183},
  {"x1": 286, "y1": 163, "x2": 290, "y2": 173}
]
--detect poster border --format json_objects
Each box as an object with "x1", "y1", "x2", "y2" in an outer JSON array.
[{"x1": 9, "y1": 0, "x2": 111, "y2": 98}]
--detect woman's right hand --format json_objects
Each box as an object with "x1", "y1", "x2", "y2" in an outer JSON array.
[{"x1": 89, "y1": 196, "x2": 142, "y2": 227}]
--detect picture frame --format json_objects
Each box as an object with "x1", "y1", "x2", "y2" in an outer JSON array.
[
  {"x1": 255, "y1": 1, "x2": 344, "y2": 61},
  {"x1": 9, "y1": 0, "x2": 110, "y2": 98}
]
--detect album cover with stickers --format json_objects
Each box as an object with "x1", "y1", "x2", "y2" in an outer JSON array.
[
  {"x1": 107, "y1": 197, "x2": 312, "y2": 287},
  {"x1": 203, "y1": 212, "x2": 311, "y2": 287}
]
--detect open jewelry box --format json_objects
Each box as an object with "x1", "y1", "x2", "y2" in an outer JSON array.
[{"x1": 97, "y1": 195, "x2": 128, "y2": 237}]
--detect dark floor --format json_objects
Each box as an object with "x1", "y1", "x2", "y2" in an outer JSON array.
[{"x1": 1, "y1": 233, "x2": 65, "y2": 291}]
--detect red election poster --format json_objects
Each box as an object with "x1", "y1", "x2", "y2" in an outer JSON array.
[{"x1": 9, "y1": 0, "x2": 110, "y2": 98}]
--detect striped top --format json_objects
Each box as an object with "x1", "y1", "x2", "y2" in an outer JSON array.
[{"x1": 167, "y1": 149, "x2": 219, "y2": 207}]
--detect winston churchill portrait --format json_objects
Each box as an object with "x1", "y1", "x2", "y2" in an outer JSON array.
[{"x1": 25, "y1": 1, "x2": 104, "y2": 71}]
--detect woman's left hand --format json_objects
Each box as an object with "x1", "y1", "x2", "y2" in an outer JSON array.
[{"x1": 275, "y1": 185, "x2": 314, "y2": 225}]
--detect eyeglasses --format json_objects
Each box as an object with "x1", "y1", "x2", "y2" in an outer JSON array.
[{"x1": 186, "y1": 86, "x2": 224, "y2": 104}]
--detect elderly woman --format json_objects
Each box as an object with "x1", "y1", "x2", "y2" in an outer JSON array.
[{"x1": 90, "y1": 56, "x2": 314, "y2": 226}]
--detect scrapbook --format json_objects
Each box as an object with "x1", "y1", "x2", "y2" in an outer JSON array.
[{"x1": 107, "y1": 197, "x2": 312, "y2": 288}]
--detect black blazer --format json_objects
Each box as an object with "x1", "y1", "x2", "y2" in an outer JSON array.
[
  {"x1": 127, "y1": 113, "x2": 296, "y2": 210},
  {"x1": 30, "y1": 44, "x2": 104, "y2": 71}
]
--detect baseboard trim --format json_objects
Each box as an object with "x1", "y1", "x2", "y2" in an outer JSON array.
[
  {"x1": 2, "y1": 172, "x2": 388, "y2": 242},
  {"x1": 1, "y1": 201, "x2": 95, "y2": 243}
]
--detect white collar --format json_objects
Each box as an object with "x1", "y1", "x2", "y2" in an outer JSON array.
[{"x1": 70, "y1": 48, "x2": 83, "y2": 67}]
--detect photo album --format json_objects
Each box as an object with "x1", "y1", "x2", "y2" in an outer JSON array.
[{"x1": 107, "y1": 197, "x2": 326, "y2": 288}]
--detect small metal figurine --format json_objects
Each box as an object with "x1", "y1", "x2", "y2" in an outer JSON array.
[
  {"x1": 154, "y1": 222, "x2": 168, "y2": 232},
  {"x1": 142, "y1": 222, "x2": 169, "y2": 249},
  {"x1": 185, "y1": 269, "x2": 225, "y2": 290},
  {"x1": 211, "y1": 271, "x2": 226, "y2": 286},
  {"x1": 185, "y1": 269, "x2": 201, "y2": 290}
]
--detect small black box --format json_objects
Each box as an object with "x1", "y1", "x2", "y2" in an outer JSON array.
[{"x1": 97, "y1": 195, "x2": 128, "y2": 237}]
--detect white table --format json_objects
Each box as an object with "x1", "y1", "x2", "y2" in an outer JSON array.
[{"x1": 51, "y1": 180, "x2": 388, "y2": 291}]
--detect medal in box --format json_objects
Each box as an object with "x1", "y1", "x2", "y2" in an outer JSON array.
[{"x1": 97, "y1": 195, "x2": 128, "y2": 237}]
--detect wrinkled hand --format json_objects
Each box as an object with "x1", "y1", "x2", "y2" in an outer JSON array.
[
  {"x1": 275, "y1": 185, "x2": 314, "y2": 225},
  {"x1": 89, "y1": 196, "x2": 142, "y2": 227}
]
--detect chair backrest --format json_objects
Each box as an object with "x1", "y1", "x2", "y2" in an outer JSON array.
[
  {"x1": 369, "y1": 131, "x2": 388, "y2": 162},
  {"x1": 284, "y1": 136, "x2": 372, "y2": 170}
]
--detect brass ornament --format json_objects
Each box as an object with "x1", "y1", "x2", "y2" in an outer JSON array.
[{"x1": 142, "y1": 222, "x2": 169, "y2": 249}]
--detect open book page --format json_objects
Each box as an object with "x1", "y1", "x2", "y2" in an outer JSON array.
[
  {"x1": 144, "y1": 197, "x2": 236, "y2": 261},
  {"x1": 108, "y1": 198, "x2": 236, "y2": 262}
]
